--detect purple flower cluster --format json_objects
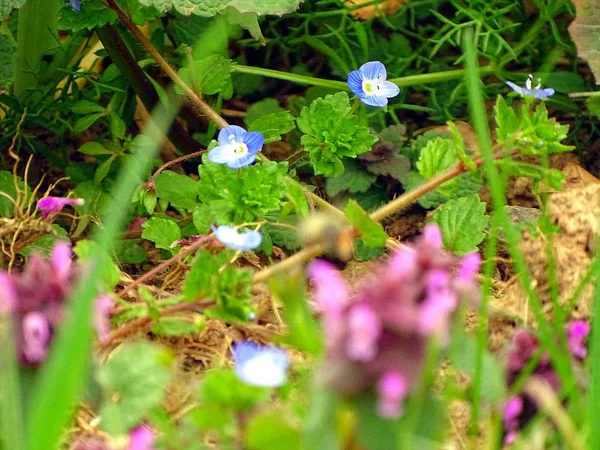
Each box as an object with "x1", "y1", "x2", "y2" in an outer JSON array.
[
  {"x1": 0, "y1": 242, "x2": 114, "y2": 365},
  {"x1": 309, "y1": 224, "x2": 481, "y2": 418},
  {"x1": 502, "y1": 320, "x2": 590, "y2": 445}
]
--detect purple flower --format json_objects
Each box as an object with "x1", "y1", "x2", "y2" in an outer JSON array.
[
  {"x1": 566, "y1": 320, "x2": 590, "y2": 359},
  {"x1": 503, "y1": 396, "x2": 523, "y2": 445},
  {"x1": 21, "y1": 312, "x2": 51, "y2": 364},
  {"x1": 37, "y1": 196, "x2": 84, "y2": 219},
  {"x1": 94, "y1": 294, "x2": 114, "y2": 344},
  {"x1": 232, "y1": 341, "x2": 289, "y2": 388},
  {"x1": 128, "y1": 426, "x2": 156, "y2": 450},
  {"x1": 68, "y1": 0, "x2": 81, "y2": 11},
  {"x1": 309, "y1": 225, "x2": 480, "y2": 417},
  {"x1": 347, "y1": 61, "x2": 400, "y2": 107},
  {"x1": 506, "y1": 74, "x2": 554, "y2": 99},
  {"x1": 212, "y1": 225, "x2": 262, "y2": 251},
  {"x1": 208, "y1": 125, "x2": 264, "y2": 169}
]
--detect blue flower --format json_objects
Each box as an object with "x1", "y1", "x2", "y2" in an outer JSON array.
[
  {"x1": 212, "y1": 225, "x2": 262, "y2": 251},
  {"x1": 208, "y1": 125, "x2": 264, "y2": 169},
  {"x1": 233, "y1": 341, "x2": 289, "y2": 388},
  {"x1": 66, "y1": 0, "x2": 80, "y2": 11},
  {"x1": 347, "y1": 61, "x2": 400, "y2": 107},
  {"x1": 506, "y1": 75, "x2": 554, "y2": 99}
]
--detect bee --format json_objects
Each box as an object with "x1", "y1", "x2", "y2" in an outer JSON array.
[{"x1": 297, "y1": 213, "x2": 355, "y2": 267}]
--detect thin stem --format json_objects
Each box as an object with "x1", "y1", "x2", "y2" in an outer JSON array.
[
  {"x1": 105, "y1": 0, "x2": 228, "y2": 129},
  {"x1": 147, "y1": 149, "x2": 207, "y2": 187}
]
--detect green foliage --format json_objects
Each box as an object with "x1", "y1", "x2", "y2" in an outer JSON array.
[
  {"x1": 249, "y1": 111, "x2": 295, "y2": 144},
  {"x1": 297, "y1": 92, "x2": 377, "y2": 177},
  {"x1": 244, "y1": 99, "x2": 285, "y2": 126},
  {"x1": 183, "y1": 249, "x2": 254, "y2": 321},
  {"x1": 58, "y1": 0, "x2": 118, "y2": 31},
  {"x1": 430, "y1": 195, "x2": 489, "y2": 255},
  {"x1": 178, "y1": 54, "x2": 233, "y2": 96},
  {"x1": 154, "y1": 170, "x2": 199, "y2": 210},
  {"x1": 0, "y1": 33, "x2": 15, "y2": 89},
  {"x1": 0, "y1": 0, "x2": 25, "y2": 21},
  {"x1": 245, "y1": 410, "x2": 300, "y2": 450},
  {"x1": 195, "y1": 155, "x2": 288, "y2": 232},
  {"x1": 0, "y1": 170, "x2": 22, "y2": 217},
  {"x1": 494, "y1": 96, "x2": 574, "y2": 154},
  {"x1": 344, "y1": 200, "x2": 387, "y2": 248},
  {"x1": 496, "y1": 160, "x2": 566, "y2": 190},
  {"x1": 197, "y1": 369, "x2": 270, "y2": 411},
  {"x1": 326, "y1": 159, "x2": 376, "y2": 197},
  {"x1": 113, "y1": 239, "x2": 148, "y2": 264},
  {"x1": 73, "y1": 240, "x2": 121, "y2": 290},
  {"x1": 137, "y1": 0, "x2": 303, "y2": 16},
  {"x1": 141, "y1": 217, "x2": 181, "y2": 251},
  {"x1": 19, "y1": 225, "x2": 69, "y2": 257},
  {"x1": 97, "y1": 341, "x2": 172, "y2": 435}
]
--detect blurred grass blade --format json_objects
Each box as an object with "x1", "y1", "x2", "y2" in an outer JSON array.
[
  {"x1": 25, "y1": 100, "x2": 180, "y2": 450},
  {"x1": 589, "y1": 239, "x2": 600, "y2": 447},
  {"x1": 1, "y1": 317, "x2": 25, "y2": 450}
]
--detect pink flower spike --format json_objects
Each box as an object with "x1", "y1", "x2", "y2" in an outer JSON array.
[
  {"x1": 418, "y1": 292, "x2": 457, "y2": 338},
  {"x1": 37, "y1": 196, "x2": 84, "y2": 219},
  {"x1": 0, "y1": 272, "x2": 16, "y2": 314},
  {"x1": 94, "y1": 295, "x2": 114, "y2": 344},
  {"x1": 308, "y1": 259, "x2": 349, "y2": 315},
  {"x1": 458, "y1": 252, "x2": 481, "y2": 282},
  {"x1": 426, "y1": 269, "x2": 450, "y2": 294},
  {"x1": 22, "y1": 312, "x2": 51, "y2": 364},
  {"x1": 422, "y1": 224, "x2": 443, "y2": 248},
  {"x1": 51, "y1": 241, "x2": 73, "y2": 281},
  {"x1": 376, "y1": 371, "x2": 408, "y2": 418},
  {"x1": 503, "y1": 396, "x2": 523, "y2": 427},
  {"x1": 346, "y1": 304, "x2": 381, "y2": 361},
  {"x1": 128, "y1": 426, "x2": 156, "y2": 450},
  {"x1": 389, "y1": 248, "x2": 418, "y2": 279},
  {"x1": 566, "y1": 320, "x2": 590, "y2": 359}
]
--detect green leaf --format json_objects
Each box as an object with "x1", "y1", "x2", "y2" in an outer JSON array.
[
  {"x1": 197, "y1": 369, "x2": 270, "y2": 411},
  {"x1": 223, "y1": 7, "x2": 264, "y2": 44},
  {"x1": 0, "y1": 32, "x2": 16, "y2": 90},
  {"x1": 0, "y1": 0, "x2": 25, "y2": 21},
  {"x1": 19, "y1": 225, "x2": 69, "y2": 257},
  {"x1": 78, "y1": 142, "x2": 113, "y2": 156},
  {"x1": 113, "y1": 239, "x2": 148, "y2": 264},
  {"x1": 430, "y1": 195, "x2": 489, "y2": 255},
  {"x1": 244, "y1": 98, "x2": 285, "y2": 126},
  {"x1": 94, "y1": 155, "x2": 117, "y2": 184},
  {"x1": 0, "y1": 170, "x2": 22, "y2": 217},
  {"x1": 58, "y1": 0, "x2": 118, "y2": 31},
  {"x1": 364, "y1": 154, "x2": 411, "y2": 184},
  {"x1": 228, "y1": 0, "x2": 303, "y2": 15},
  {"x1": 355, "y1": 394, "x2": 399, "y2": 450},
  {"x1": 192, "y1": 204, "x2": 214, "y2": 234},
  {"x1": 298, "y1": 92, "x2": 378, "y2": 177},
  {"x1": 154, "y1": 170, "x2": 199, "y2": 210},
  {"x1": 326, "y1": 159, "x2": 376, "y2": 197},
  {"x1": 302, "y1": 389, "x2": 339, "y2": 450},
  {"x1": 151, "y1": 316, "x2": 204, "y2": 336},
  {"x1": 245, "y1": 410, "x2": 300, "y2": 450},
  {"x1": 137, "y1": 0, "x2": 230, "y2": 15},
  {"x1": 415, "y1": 137, "x2": 457, "y2": 197},
  {"x1": 73, "y1": 240, "x2": 121, "y2": 290},
  {"x1": 344, "y1": 199, "x2": 387, "y2": 248},
  {"x1": 353, "y1": 238, "x2": 385, "y2": 261},
  {"x1": 494, "y1": 95, "x2": 520, "y2": 142},
  {"x1": 97, "y1": 342, "x2": 172, "y2": 435},
  {"x1": 73, "y1": 112, "x2": 106, "y2": 134},
  {"x1": 248, "y1": 111, "x2": 295, "y2": 144},
  {"x1": 72, "y1": 100, "x2": 106, "y2": 115},
  {"x1": 141, "y1": 217, "x2": 181, "y2": 251},
  {"x1": 197, "y1": 154, "x2": 288, "y2": 226},
  {"x1": 283, "y1": 179, "x2": 309, "y2": 218},
  {"x1": 178, "y1": 54, "x2": 233, "y2": 96},
  {"x1": 569, "y1": 0, "x2": 600, "y2": 83},
  {"x1": 109, "y1": 112, "x2": 126, "y2": 139}
]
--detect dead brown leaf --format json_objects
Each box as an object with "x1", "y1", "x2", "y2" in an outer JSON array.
[{"x1": 345, "y1": 0, "x2": 407, "y2": 20}]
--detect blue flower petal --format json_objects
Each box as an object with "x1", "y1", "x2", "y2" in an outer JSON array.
[
  {"x1": 218, "y1": 125, "x2": 247, "y2": 146},
  {"x1": 379, "y1": 81, "x2": 400, "y2": 99},
  {"x1": 233, "y1": 341, "x2": 289, "y2": 388},
  {"x1": 227, "y1": 153, "x2": 256, "y2": 169},
  {"x1": 361, "y1": 94, "x2": 389, "y2": 108},
  {"x1": 70, "y1": 0, "x2": 80, "y2": 11},
  {"x1": 212, "y1": 225, "x2": 262, "y2": 250},
  {"x1": 360, "y1": 61, "x2": 387, "y2": 81},
  {"x1": 506, "y1": 81, "x2": 524, "y2": 95},
  {"x1": 207, "y1": 145, "x2": 231, "y2": 164},
  {"x1": 537, "y1": 88, "x2": 555, "y2": 98},
  {"x1": 347, "y1": 70, "x2": 366, "y2": 97},
  {"x1": 243, "y1": 131, "x2": 264, "y2": 153}
]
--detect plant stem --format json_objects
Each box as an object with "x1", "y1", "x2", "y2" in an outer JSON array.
[
  {"x1": 147, "y1": 149, "x2": 207, "y2": 187},
  {"x1": 105, "y1": 0, "x2": 228, "y2": 128},
  {"x1": 232, "y1": 65, "x2": 348, "y2": 90},
  {"x1": 14, "y1": 0, "x2": 62, "y2": 102}
]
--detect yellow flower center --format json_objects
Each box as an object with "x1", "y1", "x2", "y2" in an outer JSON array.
[{"x1": 233, "y1": 144, "x2": 248, "y2": 155}]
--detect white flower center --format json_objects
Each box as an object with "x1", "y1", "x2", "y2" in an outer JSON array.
[
  {"x1": 233, "y1": 143, "x2": 248, "y2": 155},
  {"x1": 525, "y1": 74, "x2": 542, "y2": 90},
  {"x1": 363, "y1": 80, "x2": 378, "y2": 94}
]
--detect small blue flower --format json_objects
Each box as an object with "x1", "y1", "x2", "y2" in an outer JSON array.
[
  {"x1": 233, "y1": 341, "x2": 289, "y2": 388},
  {"x1": 506, "y1": 75, "x2": 554, "y2": 99},
  {"x1": 212, "y1": 225, "x2": 262, "y2": 251},
  {"x1": 347, "y1": 61, "x2": 400, "y2": 108},
  {"x1": 208, "y1": 125, "x2": 264, "y2": 169},
  {"x1": 66, "y1": 0, "x2": 80, "y2": 11}
]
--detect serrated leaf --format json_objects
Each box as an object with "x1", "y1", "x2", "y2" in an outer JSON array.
[
  {"x1": 244, "y1": 98, "x2": 285, "y2": 126},
  {"x1": 345, "y1": 199, "x2": 387, "y2": 248},
  {"x1": 228, "y1": 0, "x2": 303, "y2": 15},
  {"x1": 192, "y1": 203, "x2": 214, "y2": 234},
  {"x1": 415, "y1": 137, "x2": 458, "y2": 197},
  {"x1": 494, "y1": 96, "x2": 520, "y2": 142},
  {"x1": 137, "y1": 0, "x2": 230, "y2": 16},
  {"x1": 430, "y1": 195, "x2": 489, "y2": 255},
  {"x1": 248, "y1": 111, "x2": 295, "y2": 143},
  {"x1": 177, "y1": 54, "x2": 233, "y2": 96},
  {"x1": 283, "y1": 179, "x2": 309, "y2": 217},
  {"x1": 0, "y1": 0, "x2": 25, "y2": 21},
  {"x1": 326, "y1": 159, "x2": 376, "y2": 197},
  {"x1": 154, "y1": 170, "x2": 199, "y2": 210},
  {"x1": 223, "y1": 7, "x2": 264, "y2": 43},
  {"x1": 365, "y1": 154, "x2": 410, "y2": 183},
  {"x1": 97, "y1": 342, "x2": 172, "y2": 435},
  {"x1": 298, "y1": 92, "x2": 377, "y2": 177},
  {"x1": 58, "y1": 0, "x2": 118, "y2": 31},
  {"x1": 142, "y1": 217, "x2": 181, "y2": 251}
]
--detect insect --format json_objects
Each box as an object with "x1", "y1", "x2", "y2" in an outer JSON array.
[{"x1": 297, "y1": 213, "x2": 355, "y2": 267}]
